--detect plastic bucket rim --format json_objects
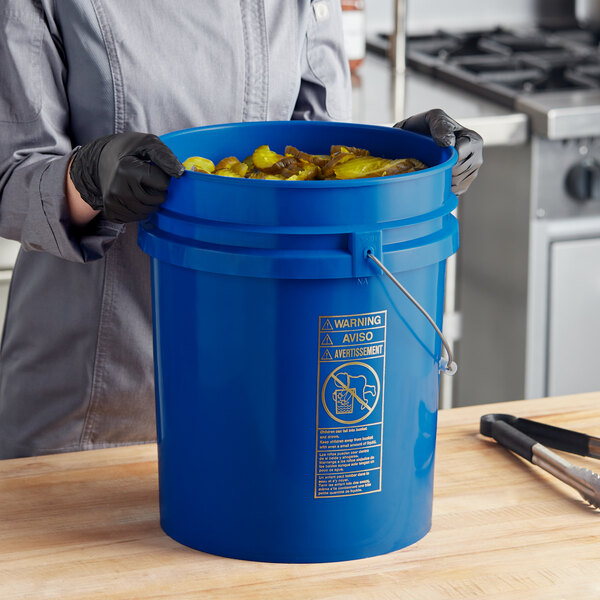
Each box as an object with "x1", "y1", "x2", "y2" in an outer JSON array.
[{"x1": 160, "y1": 121, "x2": 458, "y2": 189}]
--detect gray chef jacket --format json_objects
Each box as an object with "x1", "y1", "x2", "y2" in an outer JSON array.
[{"x1": 0, "y1": 0, "x2": 351, "y2": 458}]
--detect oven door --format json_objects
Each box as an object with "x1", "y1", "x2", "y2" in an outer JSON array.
[
  {"x1": 526, "y1": 216, "x2": 600, "y2": 398},
  {"x1": 547, "y1": 236, "x2": 600, "y2": 395}
]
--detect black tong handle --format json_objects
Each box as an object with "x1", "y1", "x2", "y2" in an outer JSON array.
[{"x1": 480, "y1": 413, "x2": 594, "y2": 458}]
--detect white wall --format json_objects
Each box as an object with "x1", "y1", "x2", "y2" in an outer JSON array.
[{"x1": 365, "y1": 0, "x2": 575, "y2": 34}]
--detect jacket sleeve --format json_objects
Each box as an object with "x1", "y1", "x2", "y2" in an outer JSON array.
[
  {"x1": 0, "y1": 1, "x2": 123, "y2": 263},
  {"x1": 293, "y1": 0, "x2": 352, "y2": 122}
]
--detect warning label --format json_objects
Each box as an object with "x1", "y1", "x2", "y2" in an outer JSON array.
[{"x1": 315, "y1": 311, "x2": 386, "y2": 498}]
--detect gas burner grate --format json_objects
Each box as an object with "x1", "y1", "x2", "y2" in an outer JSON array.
[
  {"x1": 404, "y1": 26, "x2": 600, "y2": 108},
  {"x1": 477, "y1": 32, "x2": 563, "y2": 55}
]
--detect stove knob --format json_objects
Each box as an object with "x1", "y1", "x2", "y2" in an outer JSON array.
[{"x1": 565, "y1": 160, "x2": 600, "y2": 202}]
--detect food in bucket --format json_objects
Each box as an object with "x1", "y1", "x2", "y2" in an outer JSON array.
[{"x1": 182, "y1": 144, "x2": 428, "y2": 180}]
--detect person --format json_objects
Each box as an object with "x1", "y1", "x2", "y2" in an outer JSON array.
[{"x1": 0, "y1": 1, "x2": 482, "y2": 459}]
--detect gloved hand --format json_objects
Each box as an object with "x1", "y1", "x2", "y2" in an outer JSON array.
[
  {"x1": 69, "y1": 132, "x2": 184, "y2": 223},
  {"x1": 394, "y1": 108, "x2": 483, "y2": 196}
]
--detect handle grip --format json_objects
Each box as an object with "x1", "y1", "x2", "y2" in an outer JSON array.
[
  {"x1": 512, "y1": 417, "x2": 591, "y2": 457},
  {"x1": 480, "y1": 413, "x2": 598, "y2": 458},
  {"x1": 491, "y1": 420, "x2": 537, "y2": 462},
  {"x1": 480, "y1": 414, "x2": 536, "y2": 462}
]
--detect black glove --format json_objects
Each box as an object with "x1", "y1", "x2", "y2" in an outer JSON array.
[
  {"x1": 69, "y1": 132, "x2": 184, "y2": 223},
  {"x1": 394, "y1": 108, "x2": 483, "y2": 196}
]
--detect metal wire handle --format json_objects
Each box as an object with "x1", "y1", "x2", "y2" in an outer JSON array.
[{"x1": 367, "y1": 252, "x2": 457, "y2": 376}]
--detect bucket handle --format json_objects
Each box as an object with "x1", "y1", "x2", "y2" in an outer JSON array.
[{"x1": 366, "y1": 251, "x2": 457, "y2": 376}]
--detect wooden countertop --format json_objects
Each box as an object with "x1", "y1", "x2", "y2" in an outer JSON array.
[{"x1": 2, "y1": 393, "x2": 599, "y2": 599}]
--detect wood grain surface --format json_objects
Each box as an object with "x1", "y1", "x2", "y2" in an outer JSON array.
[{"x1": 1, "y1": 392, "x2": 599, "y2": 599}]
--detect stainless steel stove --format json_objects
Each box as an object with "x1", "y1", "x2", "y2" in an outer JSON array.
[
  {"x1": 409, "y1": 27, "x2": 600, "y2": 140},
  {"x1": 370, "y1": 25, "x2": 600, "y2": 407},
  {"x1": 369, "y1": 26, "x2": 600, "y2": 136}
]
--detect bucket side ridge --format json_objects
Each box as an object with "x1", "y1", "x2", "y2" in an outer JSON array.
[
  {"x1": 150, "y1": 192, "x2": 458, "y2": 247},
  {"x1": 138, "y1": 213, "x2": 458, "y2": 279},
  {"x1": 144, "y1": 193, "x2": 456, "y2": 255}
]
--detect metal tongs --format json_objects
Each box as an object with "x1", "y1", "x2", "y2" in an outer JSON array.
[{"x1": 480, "y1": 413, "x2": 600, "y2": 509}]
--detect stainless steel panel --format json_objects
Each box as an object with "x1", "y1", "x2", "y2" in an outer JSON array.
[
  {"x1": 453, "y1": 143, "x2": 532, "y2": 407},
  {"x1": 459, "y1": 114, "x2": 529, "y2": 147},
  {"x1": 516, "y1": 92, "x2": 600, "y2": 139},
  {"x1": 531, "y1": 137, "x2": 600, "y2": 219},
  {"x1": 547, "y1": 236, "x2": 600, "y2": 395}
]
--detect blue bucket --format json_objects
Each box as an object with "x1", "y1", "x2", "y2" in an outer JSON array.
[{"x1": 138, "y1": 121, "x2": 458, "y2": 563}]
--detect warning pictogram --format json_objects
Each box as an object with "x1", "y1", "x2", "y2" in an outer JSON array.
[{"x1": 322, "y1": 362, "x2": 380, "y2": 424}]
